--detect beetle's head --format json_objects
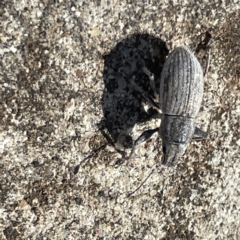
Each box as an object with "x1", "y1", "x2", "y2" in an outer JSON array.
[{"x1": 161, "y1": 140, "x2": 187, "y2": 166}]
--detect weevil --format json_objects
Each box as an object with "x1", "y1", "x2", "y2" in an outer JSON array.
[{"x1": 129, "y1": 43, "x2": 213, "y2": 167}]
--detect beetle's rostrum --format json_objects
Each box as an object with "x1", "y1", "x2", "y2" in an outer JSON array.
[{"x1": 130, "y1": 45, "x2": 208, "y2": 167}]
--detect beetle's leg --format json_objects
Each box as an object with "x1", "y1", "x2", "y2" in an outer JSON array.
[
  {"x1": 127, "y1": 167, "x2": 155, "y2": 197},
  {"x1": 134, "y1": 128, "x2": 159, "y2": 145},
  {"x1": 131, "y1": 79, "x2": 160, "y2": 110},
  {"x1": 142, "y1": 66, "x2": 159, "y2": 101},
  {"x1": 148, "y1": 111, "x2": 162, "y2": 120},
  {"x1": 142, "y1": 67, "x2": 155, "y2": 90},
  {"x1": 203, "y1": 46, "x2": 211, "y2": 77},
  {"x1": 204, "y1": 39, "x2": 215, "y2": 78},
  {"x1": 192, "y1": 127, "x2": 208, "y2": 140},
  {"x1": 195, "y1": 31, "x2": 215, "y2": 78},
  {"x1": 127, "y1": 128, "x2": 159, "y2": 161}
]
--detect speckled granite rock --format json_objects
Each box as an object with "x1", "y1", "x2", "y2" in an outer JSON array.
[{"x1": 0, "y1": 1, "x2": 239, "y2": 239}]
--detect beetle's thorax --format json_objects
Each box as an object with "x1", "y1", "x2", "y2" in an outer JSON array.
[
  {"x1": 159, "y1": 115, "x2": 195, "y2": 166},
  {"x1": 160, "y1": 114, "x2": 195, "y2": 143}
]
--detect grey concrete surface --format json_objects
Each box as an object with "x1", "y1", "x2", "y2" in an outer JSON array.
[{"x1": 0, "y1": 1, "x2": 239, "y2": 239}]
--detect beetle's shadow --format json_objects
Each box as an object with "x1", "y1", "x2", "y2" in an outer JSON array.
[{"x1": 99, "y1": 34, "x2": 169, "y2": 154}]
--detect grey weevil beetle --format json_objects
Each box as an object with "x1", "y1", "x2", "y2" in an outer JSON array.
[{"x1": 129, "y1": 44, "x2": 212, "y2": 167}]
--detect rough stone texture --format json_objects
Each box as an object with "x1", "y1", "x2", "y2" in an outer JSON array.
[{"x1": 0, "y1": 0, "x2": 239, "y2": 239}]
